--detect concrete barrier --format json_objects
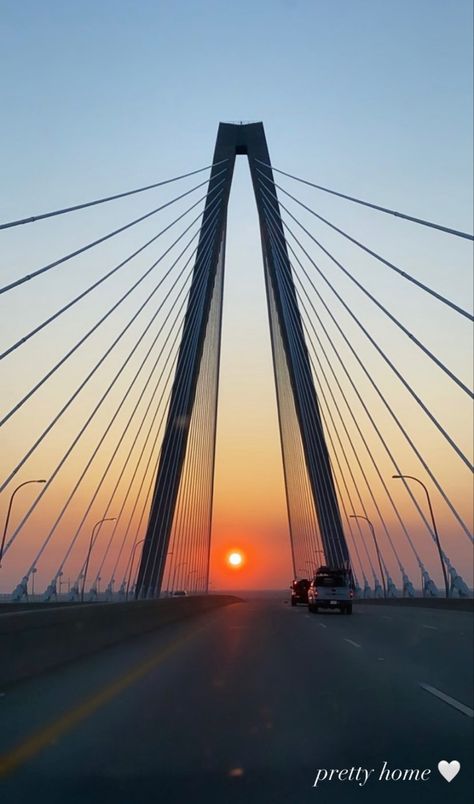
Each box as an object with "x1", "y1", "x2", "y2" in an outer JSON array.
[
  {"x1": 0, "y1": 595, "x2": 241, "y2": 688},
  {"x1": 354, "y1": 597, "x2": 473, "y2": 612}
]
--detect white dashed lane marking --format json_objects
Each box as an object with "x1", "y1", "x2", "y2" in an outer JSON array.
[
  {"x1": 318, "y1": 623, "x2": 327, "y2": 629},
  {"x1": 419, "y1": 683, "x2": 474, "y2": 718},
  {"x1": 344, "y1": 638, "x2": 361, "y2": 649},
  {"x1": 422, "y1": 624, "x2": 438, "y2": 630}
]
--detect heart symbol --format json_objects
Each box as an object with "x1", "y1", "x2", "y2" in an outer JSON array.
[{"x1": 438, "y1": 760, "x2": 460, "y2": 782}]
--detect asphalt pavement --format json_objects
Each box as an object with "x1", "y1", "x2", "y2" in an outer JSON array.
[{"x1": 1, "y1": 595, "x2": 472, "y2": 803}]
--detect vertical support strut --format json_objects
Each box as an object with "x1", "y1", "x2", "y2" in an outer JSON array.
[{"x1": 136, "y1": 122, "x2": 349, "y2": 599}]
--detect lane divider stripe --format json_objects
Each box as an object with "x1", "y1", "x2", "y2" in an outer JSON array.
[
  {"x1": 419, "y1": 683, "x2": 474, "y2": 718},
  {"x1": 344, "y1": 638, "x2": 361, "y2": 648}
]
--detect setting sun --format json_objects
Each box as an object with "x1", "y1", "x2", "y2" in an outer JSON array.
[{"x1": 227, "y1": 551, "x2": 244, "y2": 568}]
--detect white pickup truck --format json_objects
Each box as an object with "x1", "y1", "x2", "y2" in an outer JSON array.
[{"x1": 307, "y1": 566, "x2": 353, "y2": 615}]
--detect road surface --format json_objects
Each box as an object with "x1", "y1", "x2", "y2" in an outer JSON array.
[{"x1": 1, "y1": 595, "x2": 472, "y2": 803}]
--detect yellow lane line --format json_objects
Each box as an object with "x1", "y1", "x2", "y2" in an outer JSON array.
[{"x1": 0, "y1": 628, "x2": 198, "y2": 778}]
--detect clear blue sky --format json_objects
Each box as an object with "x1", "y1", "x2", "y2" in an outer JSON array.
[
  {"x1": 0, "y1": 0, "x2": 472, "y2": 591},
  {"x1": 1, "y1": 0, "x2": 472, "y2": 223}
]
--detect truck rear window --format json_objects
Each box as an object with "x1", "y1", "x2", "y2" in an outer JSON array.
[{"x1": 316, "y1": 573, "x2": 346, "y2": 587}]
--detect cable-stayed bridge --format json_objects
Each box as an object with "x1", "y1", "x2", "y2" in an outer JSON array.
[
  {"x1": 1, "y1": 122, "x2": 472, "y2": 602},
  {"x1": 0, "y1": 122, "x2": 473, "y2": 803}
]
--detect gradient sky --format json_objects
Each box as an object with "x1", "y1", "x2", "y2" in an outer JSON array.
[{"x1": 1, "y1": 0, "x2": 472, "y2": 593}]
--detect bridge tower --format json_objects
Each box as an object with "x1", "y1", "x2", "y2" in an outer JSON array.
[{"x1": 136, "y1": 122, "x2": 349, "y2": 598}]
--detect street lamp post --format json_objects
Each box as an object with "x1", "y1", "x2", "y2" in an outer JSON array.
[
  {"x1": 350, "y1": 515, "x2": 387, "y2": 598},
  {"x1": 392, "y1": 474, "x2": 449, "y2": 598},
  {"x1": 31, "y1": 567, "x2": 37, "y2": 598},
  {"x1": 126, "y1": 539, "x2": 145, "y2": 600},
  {"x1": 81, "y1": 518, "x2": 116, "y2": 603},
  {"x1": 1, "y1": 479, "x2": 47, "y2": 566}
]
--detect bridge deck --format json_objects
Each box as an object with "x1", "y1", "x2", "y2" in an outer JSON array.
[{"x1": 0, "y1": 595, "x2": 472, "y2": 802}]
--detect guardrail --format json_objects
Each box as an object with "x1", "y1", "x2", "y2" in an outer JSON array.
[{"x1": 354, "y1": 597, "x2": 473, "y2": 612}]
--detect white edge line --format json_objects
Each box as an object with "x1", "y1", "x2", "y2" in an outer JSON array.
[
  {"x1": 419, "y1": 683, "x2": 474, "y2": 718},
  {"x1": 344, "y1": 638, "x2": 361, "y2": 648}
]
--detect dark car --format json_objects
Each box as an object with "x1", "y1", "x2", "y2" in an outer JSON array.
[{"x1": 290, "y1": 578, "x2": 310, "y2": 606}]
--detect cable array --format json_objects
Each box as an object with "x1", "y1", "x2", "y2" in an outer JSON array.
[
  {"x1": 1, "y1": 138, "x2": 471, "y2": 603},
  {"x1": 0, "y1": 160, "x2": 227, "y2": 599},
  {"x1": 254, "y1": 160, "x2": 472, "y2": 597}
]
